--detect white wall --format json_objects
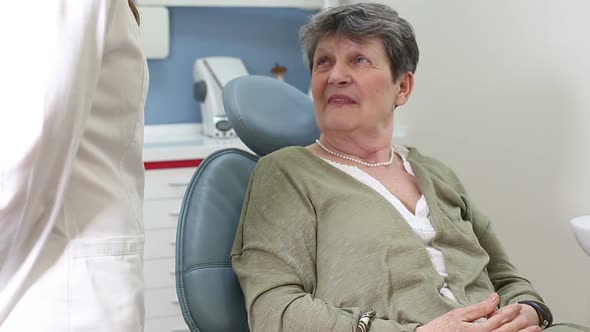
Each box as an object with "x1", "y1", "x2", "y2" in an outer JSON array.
[{"x1": 346, "y1": 0, "x2": 590, "y2": 325}]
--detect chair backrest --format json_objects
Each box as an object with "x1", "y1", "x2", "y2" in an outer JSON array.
[{"x1": 176, "y1": 76, "x2": 319, "y2": 331}]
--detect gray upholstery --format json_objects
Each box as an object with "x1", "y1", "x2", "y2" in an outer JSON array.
[
  {"x1": 223, "y1": 75, "x2": 320, "y2": 156},
  {"x1": 176, "y1": 76, "x2": 319, "y2": 331}
]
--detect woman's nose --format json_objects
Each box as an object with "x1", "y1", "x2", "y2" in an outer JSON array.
[{"x1": 328, "y1": 63, "x2": 352, "y2": 86}]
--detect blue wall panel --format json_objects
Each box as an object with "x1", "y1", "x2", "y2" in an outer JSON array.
[{"x1": 145, "y1": 7, "x2": 313, "y2": 125}]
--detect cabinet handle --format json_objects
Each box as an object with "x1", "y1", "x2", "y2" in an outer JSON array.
[
  {"x1": 169, "y1": 241, "x2": 177, "y2": 246},
  {"x1": 169, "y1": 212, "x2": 180, "y2": 217},
  {"x1": 170, "y1": 299, "x2": 180, "y2": 305},
  {"x1": 168, "y1": 182, "x2": 188, "y2": 187},
  {"x1": 169, "y1": 271, "x2": 176, "y2": 276},
  {"x1": 170, "y1": 329, "x2": 189, "y2": 332}
]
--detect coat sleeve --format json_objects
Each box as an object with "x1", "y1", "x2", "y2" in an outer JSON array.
[
  {"x1": 0, "y1": 1, "x2": 116, "y2": 279},
  {"x1": 231, "y1": 157, "x2": 421, "y2": 332}
]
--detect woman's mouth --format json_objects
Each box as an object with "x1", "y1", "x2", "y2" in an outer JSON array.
[{"x1": 327, "y1": 94, "x2": 357, "y2": 105}]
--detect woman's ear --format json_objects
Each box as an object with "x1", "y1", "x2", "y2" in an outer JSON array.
[{"x1": 394, "y1": 72, "x2": 414, "y2": 107}]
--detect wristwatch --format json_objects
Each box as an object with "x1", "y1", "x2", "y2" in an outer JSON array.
[
  {"x1": 518, "y1": 300, "x2": 553, "y2": 329},
  {"x1": 356, "y1": 309, "x2": 376, "y2": 332}
]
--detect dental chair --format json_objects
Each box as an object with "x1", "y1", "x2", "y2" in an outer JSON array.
[{"x1": 175, "y1": 75, "x2": 320, "y2": 332}]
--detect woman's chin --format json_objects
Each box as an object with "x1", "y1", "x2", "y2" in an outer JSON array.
[
  {"x1": 326, "y1": 102, "x2": 358, "y2": 110},
  {"x1": 321, "y1": 119, "x2": 360, "y2": 132}
]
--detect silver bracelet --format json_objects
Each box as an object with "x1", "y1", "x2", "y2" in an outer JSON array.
[{"x1": 356, "y1": 309, "x2": 376, "y2": 332}]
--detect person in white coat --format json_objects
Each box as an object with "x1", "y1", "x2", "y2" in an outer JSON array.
[{"x1": 0, "y1": 1, "x2": 148, "y2": 330}]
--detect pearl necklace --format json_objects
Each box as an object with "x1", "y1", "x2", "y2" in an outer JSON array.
[{"x1": 315, "y1": 139, "x2": 394, "y2": 167}]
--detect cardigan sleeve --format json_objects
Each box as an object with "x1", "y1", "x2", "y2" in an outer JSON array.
[
  {"x1": 426, "y1": 154, "x2": 547, "y2": 307},
  {"x1": 231, "y1": 156, "x2": 421, "y2": 332},
  {"x1": 462, "y1": 195, "x2": 545, "y2": 306}
]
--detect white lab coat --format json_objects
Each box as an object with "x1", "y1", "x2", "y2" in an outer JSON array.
[{"x1": 0, "y1": 1, "x2": 148, "y2": 331}]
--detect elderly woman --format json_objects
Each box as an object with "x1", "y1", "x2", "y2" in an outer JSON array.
[{"x1": 231, "y1": 3, "x2": 589, "y2": 332}]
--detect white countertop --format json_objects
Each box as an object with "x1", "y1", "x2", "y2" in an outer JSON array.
[{"x1": 143, "y1": 123, "x2": 251, "y2": 162}]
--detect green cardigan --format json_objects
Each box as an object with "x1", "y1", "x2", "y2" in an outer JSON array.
[{"x1": 231, "y1": 146, "x2": 544, "y2": 331}]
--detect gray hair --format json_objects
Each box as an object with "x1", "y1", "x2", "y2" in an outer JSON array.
[{"x1": 299, "y1": 3, "x2": 419, "y2": 81}]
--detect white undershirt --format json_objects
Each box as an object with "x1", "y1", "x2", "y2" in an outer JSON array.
[{"x1": 320, "y1": 145, "x2": 458, "y2": 302}]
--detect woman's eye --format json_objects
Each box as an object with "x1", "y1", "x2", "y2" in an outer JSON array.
[
  {"x1": 317, "y1": 58, "x2": 329, "y2": 66},
  {"x1": 355, "y1": 56, "x2": 369, "y2": 64},
  {"x1": 313, "y1": 58, "x2": 330, "y2": 70}
]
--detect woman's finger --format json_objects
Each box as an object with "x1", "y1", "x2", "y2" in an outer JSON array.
[
  {"x1": 518, "y1": 326, "x2": 542, "y2": 332},
  {"x1": 479, "y1": 304, "x2": 520, "y2": 330},
  {"x1": 458, "y1": 293, "x2": 501, "y2": 322},
  {"x1": 491, "y1": 318, "x2": 528, "y2": 332}
]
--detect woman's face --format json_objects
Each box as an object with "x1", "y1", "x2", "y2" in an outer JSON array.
[{"x1": 311, "y1": 34, "x2": 411, "y2": 138}]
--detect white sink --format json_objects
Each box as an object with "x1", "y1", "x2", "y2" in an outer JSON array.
[{"x1": 570, "y1": 215, "x2": 590, "y2": 256}]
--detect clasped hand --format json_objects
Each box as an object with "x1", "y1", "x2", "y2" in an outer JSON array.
[{"x1": 416, "y1": 293, "x2": 541, "y2": 332}]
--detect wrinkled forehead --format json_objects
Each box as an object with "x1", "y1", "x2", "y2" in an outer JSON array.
[{"x1": 313, "y1": 33, "x2": 385, "y2": 56}]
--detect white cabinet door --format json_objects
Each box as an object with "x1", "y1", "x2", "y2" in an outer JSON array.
[
  {"x1": 145, "y1": 224, "x2": 177, "y2": 260},
  {"x1": 144, "y1": 258, "x2": 176, "y2": 289},
  {"x1": 144, "y1": 167, "x2": 197, "y2": 200},
  {"x1": 144, "y1": 165, "x2": 197, "y2": 331},
  {"x1": 145, "y1": 316, "x2": 190, "y2": 332},
  {"x1": 145, "y1": 287, "x2": 183, "y2": 318},
  {"x1": 144, "y1": 198, "x2": 184, "y2": 230}
]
